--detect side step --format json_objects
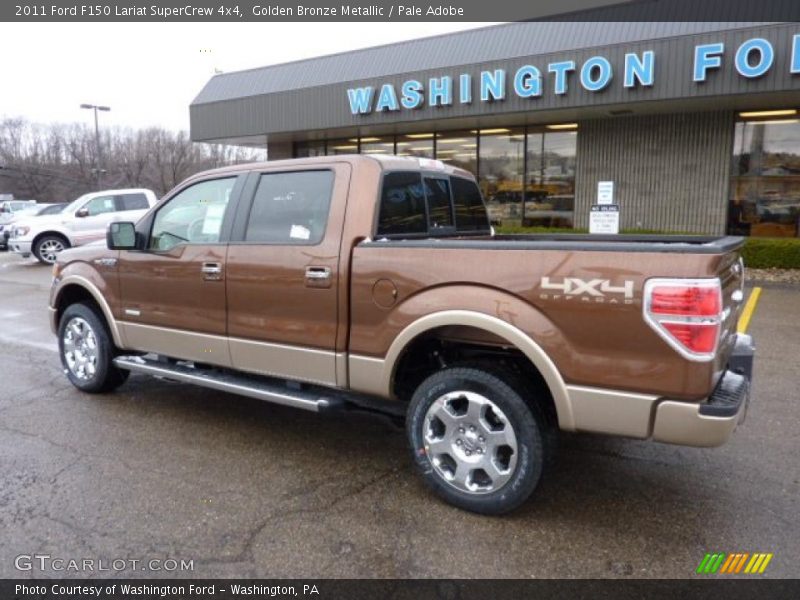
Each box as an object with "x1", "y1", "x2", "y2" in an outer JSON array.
[{"x1": 113, "y1": 355, "x2": 343, "y2": 413}]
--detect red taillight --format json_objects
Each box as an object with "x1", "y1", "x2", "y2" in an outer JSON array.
[
  {"x1": 644, "y1": 279, "x2": 723, "y2": 360},
  {"x1": 661, "y1": 322, "x2": 719, "y2": 354},
  {"x1": 649, "y1": 285, "x2": 721, "y2": 317}
]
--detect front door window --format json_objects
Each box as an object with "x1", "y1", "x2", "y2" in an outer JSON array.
[{"x1": 150, "y1": 177, "x2": 237, "y2": 250}]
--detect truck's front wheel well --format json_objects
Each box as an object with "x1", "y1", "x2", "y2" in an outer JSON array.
[
  {"x1": 55, "y1": 285, "x2": 108, "y2": 337},
  {"x1": 392, "y1": 326, "x2": 558, "y2": 427}
]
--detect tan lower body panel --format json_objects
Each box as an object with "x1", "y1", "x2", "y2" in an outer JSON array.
[
  {"x1": 566, "y1": 385, "x2": 659, "y2": 438},
  {"x1": 652, "y1": 400, "x2": 742, "y2": 447},
  {"x1": 228, "y1": 337, "x2": 337, "y2": 387},
  {"x1": 118, "y1": 321, "x2": 233, "y2": 367},
  {"x1": 348, "y1": 354, "x2": 386, "y2": 397},
  {"x1": 118, "y1": 321, "x2": 338, "y2": 386}
]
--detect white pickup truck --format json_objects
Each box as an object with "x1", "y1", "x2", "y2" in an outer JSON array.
[{"x1": 10, "y1": 188, "x2": 157, "y2": 264}]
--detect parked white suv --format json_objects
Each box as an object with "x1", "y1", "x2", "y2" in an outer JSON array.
[{"x1": 9, "y1": 188, "x2": 157, "y2": 264}]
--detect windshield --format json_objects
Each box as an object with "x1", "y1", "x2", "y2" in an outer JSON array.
[
  {"x1": 64, "y1": 193, "x2": 94, "y2": 213},
  {"x1": 36, "y1": 204, "x2": 67, "y2": 216}
]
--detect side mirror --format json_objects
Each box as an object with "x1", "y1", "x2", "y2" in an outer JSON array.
[
  {"x1": 107, "y1": 222, "x2": 137, "y2": 250},
  {"x1": 76, "y1": 207, "x2": 89, "y2": 218}
]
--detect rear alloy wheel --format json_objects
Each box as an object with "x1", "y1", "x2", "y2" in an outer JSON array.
[
  {"x1": 34, "y1": 235, "x2": 69, "y2": 264},
  {"x1": 407, "y1": 366, "x2": 547, "y2": 515}
]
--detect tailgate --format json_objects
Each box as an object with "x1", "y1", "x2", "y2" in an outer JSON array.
[{"x1": 715, "y1": 248, "x2": 746, "y2": 371}]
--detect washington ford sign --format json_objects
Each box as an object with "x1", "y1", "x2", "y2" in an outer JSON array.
[{"x1": 347, "y1": 35, "x2": 800, "y2": 115}]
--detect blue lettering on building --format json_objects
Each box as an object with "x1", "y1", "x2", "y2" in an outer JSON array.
[
  {"x1": 459, "y1": 73, "x2": 472, "y2": 104},
  {"x1": 793, "y1": 34, "x2": 800, "y2": 74},
  {"x1": 480, "y1": 70, "x2": 505, "y2": 101},
  {"x1": 375, "y1": 84, "x2": 399, "y2": 112},
  {"x1": 429, "y1": 76, "x2": 453, "y2": 106},
  {"x1": 580, "y1": 56, "x2": 612, "y2": 91},
  {"x1": 400, "y1": 80, "x2": 423, "y2": 109},
  {"x1": 735, "y1": 38, "x2": 774, "y2": 78},
  {"x1": 347, "y1": 86, "x2": 373, "y2": 114},
  {"x1": 548, "y1": 60, "x2": 575, "y2": 95},
  {"x1": 624, "y1": 51, "x2": 655, "y2": 87},
  {"x1": 345, "y1": 34, "x2": 799, "y2": 115},
  {"x1": 693, "y1": 43, "x2": 725, "y2": 82},
  {"x1": 513, "y1": 65, "x2": 542, "y2": 98}
]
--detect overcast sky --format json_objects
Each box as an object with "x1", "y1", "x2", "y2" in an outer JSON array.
[{"x1": 0, "y1": 22, "x2": 495, "y2": 132}]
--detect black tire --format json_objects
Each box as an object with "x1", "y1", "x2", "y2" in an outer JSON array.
[
  {"x1": 406, "y1": 365, "x2": 549, "y2": 515},
  {"x1": 58, "y1": 303, "x2": 129, "y2": 393},
  {"x1": 33, "y1": 234, "x2": 70, "y2": 264}
]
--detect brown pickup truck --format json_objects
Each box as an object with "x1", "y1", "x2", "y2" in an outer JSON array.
[{"x1": 49, "y1": 155, "x2": 754, "y2": 514}]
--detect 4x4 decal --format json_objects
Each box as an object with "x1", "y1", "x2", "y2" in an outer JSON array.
[{"x1": 539, "y1": 277, "x2": 635, "y2": 304}]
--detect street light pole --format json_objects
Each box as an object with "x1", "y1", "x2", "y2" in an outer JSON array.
[{"x1": 80, "y1": 103, "x2": 111, "y2": 189}]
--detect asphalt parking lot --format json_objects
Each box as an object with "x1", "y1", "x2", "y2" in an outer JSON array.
[{"x1": 0, "y1": 250, "x2": 798, "y2": 579}]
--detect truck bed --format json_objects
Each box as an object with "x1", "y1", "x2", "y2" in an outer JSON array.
[{"x1": 364, "y1": 234, "x2": 744, "y2": 254}]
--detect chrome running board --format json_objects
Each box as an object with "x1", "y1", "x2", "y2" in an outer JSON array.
[{"x1": 113, "y1": 355, "x2": 342, "y2": 413}]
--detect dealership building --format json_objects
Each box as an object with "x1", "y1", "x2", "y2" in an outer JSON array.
[{"x1": 190, "y1": 21, "x2": 800, "y2": 237}]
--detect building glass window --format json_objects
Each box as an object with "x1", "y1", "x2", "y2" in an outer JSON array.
[
  {"x1": 729, "y1": 116, "x2": 800, "y2": 238},
  {"x1": 478, "y1": 128, "x2": 525, "y2": 227},
  {"x1": 398, "y1": 133, "x2": 434, "y2": 158},
  {"x1": 294, "y1": 141, "x2": 326, "y2": 158},
  {"x1": 359, "y1": 136, "x2": 395, "y2": 155},
  {"x1": 289, "y1": 124, "x2": 579, "y2": 232},
  {"x1": 326, "y1": 139, "x2": 359, "y2": 155},
  {"x1": 435, "y1": 130, "x2": 477, "y2": 176},
  {"x1": 525, "y1": 128, "x2": 577, "y2": 228},
  {"x1": 451, "y1": 176, "x2": 490, "y2": 232}
]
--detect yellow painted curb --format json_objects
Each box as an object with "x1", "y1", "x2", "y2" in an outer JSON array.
[{"x1": 737, "y1": 287, "x2": 762, "y2": 334}]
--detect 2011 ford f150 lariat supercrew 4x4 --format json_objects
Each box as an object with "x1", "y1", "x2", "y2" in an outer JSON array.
[{"x1": 49, "y1": 155, "x2": 754, "y2": 514}]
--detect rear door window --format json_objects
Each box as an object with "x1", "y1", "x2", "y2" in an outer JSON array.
[
  {"x1": 117, "y1": 193, "x2": 149, "y2": 211},
  {"x1": 377, "y1": 172, "x2": 427, "y2": 236},
  {"x1": 245, "y1": 170, "x2": 334, "y2": 244}
]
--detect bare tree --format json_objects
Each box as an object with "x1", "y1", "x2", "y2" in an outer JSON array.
[{"x1": 0, "y1": 117, "x2": 264, "y2": 202}]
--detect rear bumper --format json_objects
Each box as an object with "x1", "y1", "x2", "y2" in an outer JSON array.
[{"x1": 652, "y1": 334, "x2": 754, "y2": 447}]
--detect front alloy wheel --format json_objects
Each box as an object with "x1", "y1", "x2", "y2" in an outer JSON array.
[
  {"x1": 58, "y1": 303, "x2": 129, "y2": 393},
  {"x1": 62, "y1": 316, "x2": 99, "y2": 382},
  {"x1": 407, "y1": 366, "x2": 548, "y2": 515},
  {"x1": 34, "y1": 235, "x2": 68, "y2": 264}
]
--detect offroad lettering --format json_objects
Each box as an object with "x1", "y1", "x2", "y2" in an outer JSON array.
[{"x1": 539, "y1": 277, "x2": 635, "y2": 304}]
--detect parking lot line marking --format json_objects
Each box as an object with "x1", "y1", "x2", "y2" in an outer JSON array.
[{"x1": 737, "y1": 287, "x2": 762, "y2": 334}]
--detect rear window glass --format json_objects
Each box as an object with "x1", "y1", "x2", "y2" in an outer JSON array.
[
  {"x1": 452, "y1": 177, "x2": 489, "y2": 231},
  {"x1": 245, "y1": 170, "x2": 334, "y2": 244},
  {"x1": 424, "y1": 177, "x2": 454, "y2": 229},
  {"x1": 377, "y1": 172, "x2": 427, "y2": 236},
  {"x1": 118, "y1": 193, "x2": 149, "y2": 211}
]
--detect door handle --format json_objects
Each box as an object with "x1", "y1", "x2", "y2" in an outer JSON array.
[
  {"x1": 305, "y1": 266, "x2": 331, "y2": 288},
  {"x1": 201, "y1": 262, "x2": 223, "y2": 281}
]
